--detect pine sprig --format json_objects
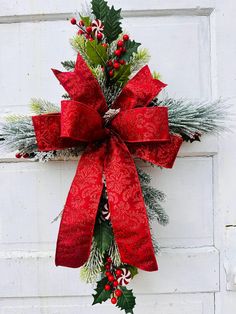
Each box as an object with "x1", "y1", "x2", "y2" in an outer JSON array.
[
  {"x1": 71, "y1": 35, "x2": 94, "y2": 67},
  {"x1": 30, "y1": 98, "x2": 59, "y2": 114},
  {"x1": 0, "y1": 116, "x2": 37, "y2": 154},
  {"x1": 80, "y1": 239, "x2": 105, "y2": 283},
  {"x1": 61, "y1": 60, "x2": 75, "y2": 71},
  {"x1": 153, "y1": 97, "x2": 231, "y2": 141},
  {"x1": 130, "y1": 48, "x2": 151, "y2": 73}
]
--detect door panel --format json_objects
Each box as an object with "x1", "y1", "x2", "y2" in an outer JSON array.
[{"x1": 0, "y1": 0, "x2": 226, "y2": 313}]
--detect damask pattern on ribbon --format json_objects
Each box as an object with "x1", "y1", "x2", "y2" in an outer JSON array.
[{"x1": 32, "y1": 53, "x2": 183, "y2": 272}]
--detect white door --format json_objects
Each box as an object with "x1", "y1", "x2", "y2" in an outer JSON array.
[{"x1": 1, "y1": 1, "x2": 236, "y2": 313}]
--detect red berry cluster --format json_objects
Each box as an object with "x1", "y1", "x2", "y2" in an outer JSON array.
[
  {"x1": 107, "y1": 34, "x2": 129, "y2": 77},
  {"x1": 104, "y1": 257, "x2": 123, "y2": 305},
  {"x1": 70, "y1": 18, "x2": 105, "y2": 42},
  {"x1": 15, "y1": 152, "x2": 30, "y2": 159}
]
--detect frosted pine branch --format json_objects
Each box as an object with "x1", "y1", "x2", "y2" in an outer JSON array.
[{"x1": 153, "y1": 97, "x2": 231, "y2": 140}]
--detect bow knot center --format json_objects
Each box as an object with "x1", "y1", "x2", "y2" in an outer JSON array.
[{"x1": 103, "y1": 108, "x2": 120, "y2": 125}]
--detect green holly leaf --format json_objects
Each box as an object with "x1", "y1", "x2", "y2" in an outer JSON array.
[
  {"x1": 94, "y1": 221, "x2": 113, "y2": 254},
  {"x1": 116, "y1": 287, "x2": 136, "y2": 313},
  {"x1": 92, "y1": 0, "x2": 123, "y2": 43},
  {"x1": 103, "y1": 6, "x2": 123, "y2": 43},
  {"x1": 86, "y1": 40, "x2": 108, "y2": 66},
  {"x1": 112, "y1": 64, "x2": 131, "y2": 86},
  {"x1": 123, "y1": 40, "x2": 141, "y2": 62},
  {"x1": 79, "y1": 15, "x2": 91, "y2": 27},
  {"x1": 92, "y1": 277, "x2": 111, "y2": 305},
  {"x1": 91, "y1": 0, "x2": 110, "y2": 21},
  {"x1": 126, "y1": 265, "x2": 138, "y2": 278}
]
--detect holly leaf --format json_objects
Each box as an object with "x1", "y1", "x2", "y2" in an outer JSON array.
[
  {"x1": 91, "y1": 0, "x2": 110, "y2": 21},
  {"x1": 112, "y1": 64, "x2": 131, "y2": 86},
  {"x1": 92, "y1": 277, "x2": 111, "y2": 305},
  {"x1": 86, "y1": 40, "x2": 108, "y2": 66},
  {"x1": 94, "y1": 221, "x2": 113, "y2": 253},
  {"x1": 79, "y1": 15, "x2": 91, "y2": 27},
  {"x1": 103, "y1": 6, "x2": 123, "y2": 43},
  {"x1": 126, "y1": 265, "x2": 138, "y2": 278},
  {"x1": 116, "y1": 287, "x2": 136, "y2": 313},
  {"x1": 123, "y1": 40, "x2": 141, "y2": 62}
]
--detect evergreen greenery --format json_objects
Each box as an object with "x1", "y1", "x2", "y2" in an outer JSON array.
[
  {"x1": 116, "y1": 286, "x2": 136, "y2": 313},
  {"x1": 61, "y1": 60, "x2": 75, "y2": 71},
  {"x1": 154, "y1": 97, "x2": 230, "y2": 141}
]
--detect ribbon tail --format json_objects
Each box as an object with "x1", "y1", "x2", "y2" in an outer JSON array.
[
  {"x1": 104, "y1": 135, "x2": 158, "y2": 271},
  {"x1": 55, "y1": 143, "x2": 106, "y2": 268},
  {"x1": 128, "y1": 134, "x2": 183, "y2": 168}
]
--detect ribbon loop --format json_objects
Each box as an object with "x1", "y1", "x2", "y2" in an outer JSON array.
[
  {"x1": 61, "y1": 100, "x2": 106, "y2": 142},
  {"x1": 32, "y1": 113, "x2": 79, "y2": 151},
  {"x1": 111, "y1": 107, "x2": 170, "y2": 143},
  {"x1": 52, "y1": 54, "x2": 107, "y2": 114},
  {"x1": 113, "y1": 65, "x2": 167, "y2": 111}
]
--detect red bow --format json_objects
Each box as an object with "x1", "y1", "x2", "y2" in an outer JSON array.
[{"x1": 32, "y1": 54, "x2": 182, "y2": 271}]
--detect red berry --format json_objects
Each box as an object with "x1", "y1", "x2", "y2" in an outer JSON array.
[
  {"x1": 123, "y1": 34, "x2": 129, "y2": 41},
  {"x1": 102, "y1": 43, "x2": 108, "y2": 48},
  {"x1": 105, "y1": 284, "x2": 111, "y2": 291},
  {"x1": 117, "y1": 40, "x2": 124, "y2": 47},
  {"x1": 78, "y1": 30, "x2": 84, "y2": 35},
  {"x1": 89, "y1": 37, "x2": 94, "y2": 41},
  {"x1": 105, "y1": 271, "x2": 111, "y2": 277},
  {"x1": 111, "y1": 297, "x2": 117, "y2": 304},
  {"x1": 122, "y1": 47, "x2": 126, "y2": 53},
  {"x1": 105, "y1": 264, "x2": 110, "y2": 270},
  {"x1": 119, "y1": 59, "x2": 126, "y2": 65},
  {"x1": 15, "y1": 153, "x2": 22, "y2": 159},
  {"x1": 109, "y1": 70, "x2": 114, "y2": 77},
  {"x1": 108, "y1": 275, "x2": 115, "y2": 282},
  {"x1": 79, "y1": 20, "x2": 84, "y2": 27},
  {"x1": 23, "y1": 153, "x2": 30, "y2": 159},
  {"x1": 115, "y1": 49, "x2": 121, "y2": 57},
  {"x1": 113, "y1": 280, "x2": 118, "y2": 287},
  {"x1": 97, "y1": 33, "x2": 103, "y2": 40},
  {"x1": 113, "y1": 62, "x2": 120, "y2": 70},
  {"x1": 70, "y1": 18, "x2": 77, "y2": 25},
  {"x1": 86, "y1": 26, "x2": 92, "y2": 33},
  {"x1": 107, "y1": 60, "x2": 113, "y2": 67},
  {"x1": 106, "y1": 257, "x2": 112, "y2": 263},
  {"x1": 115, "y1": 289, "x2": 122, "y2": 297},
  {"x1": 115, "y1": 269, "x2": 122, "y2": 277}
]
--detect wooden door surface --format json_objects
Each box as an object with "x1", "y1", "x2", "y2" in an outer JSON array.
[{"x1": 1, "y1": 1, "x2": 236, "y2": 313}]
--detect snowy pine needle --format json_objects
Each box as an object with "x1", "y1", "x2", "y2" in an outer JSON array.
[
  {"x1": 30, "y1": 98, "x2": 59, "y2": 114},
  {"x1": 154, "y1": 97, "x2": 231, "y2": 139}
]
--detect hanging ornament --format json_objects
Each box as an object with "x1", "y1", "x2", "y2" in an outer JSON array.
[
  {"x1": 91, "y1": 19, "x2": 104, "y2": 37},
  {"x1": 117, "y1": 268, "x2": 132, "y2": 286},
  {"x1": 101, "y1": 203, "x2": 110, "y2": 221}
]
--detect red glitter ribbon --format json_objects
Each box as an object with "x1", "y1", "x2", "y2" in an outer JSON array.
[{"x1": 32, "y1": 54, "x2": 182, "y2": 271}]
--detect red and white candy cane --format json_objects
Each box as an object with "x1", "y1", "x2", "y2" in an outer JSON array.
[
  {"x1": 101, "y1": 203, "x2": 110, "y2": 221},
  {"x1": 117, "y1": 268, "x2": 132, "y2": 286},
  {"x1": 92, "y1": 19, "x2": 104, "y2": 36}
]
